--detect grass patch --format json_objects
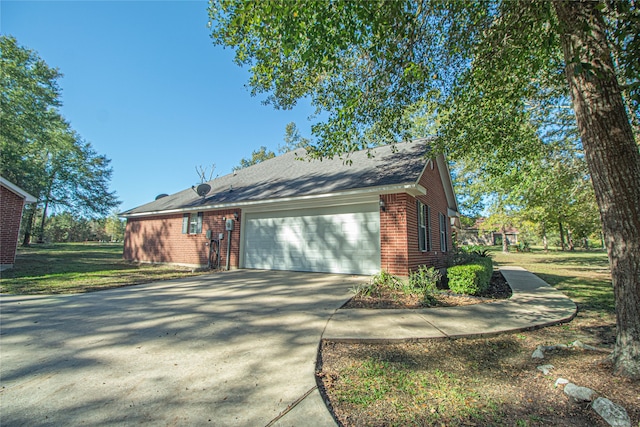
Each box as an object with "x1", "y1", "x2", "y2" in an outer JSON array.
[
  {"x1": 325, "y1": 353, "x2": 500, "y2": 426},
  {"x1": 488, "y1": 247, "x2": 613, "y2": 313},
  {"x1": 0, "y1": 243, "x2": 207, "y2": 294}
]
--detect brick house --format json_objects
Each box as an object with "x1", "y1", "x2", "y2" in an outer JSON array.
[
  {"x1": 458, "y1": 218, "x2": 519, "y2": 246},
  {"x1": 1, "y1": 177, "x2": 36, "y2": 270},
  {"x1": 120, "y1": 139, "x2": 459, "y2": 276}
]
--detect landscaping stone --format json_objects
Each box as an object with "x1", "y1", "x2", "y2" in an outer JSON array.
[
  {"x1": 532, "y1": 344, "x2": 570, "y2": 359},
  {"x1": 564, "y1": 383, "x2": 597, "y2": 402},
  {"x1": 592, "y1": 397, "x2": 631, "y2": 427},
  {"x1": 537, "y1": 364, "x2": 554, "y2": 375},
  {"x1": 532, "y1": 346, "x2": 545, "y2": 359},
  {"x1": 570, "y1": 340, "x2": 599, "y2": 351},
  {"x1": 555, "y1": 378, "x2": 569, "y2": 387}
]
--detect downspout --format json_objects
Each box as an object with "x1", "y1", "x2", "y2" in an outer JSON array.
[{"x1": 226, "y1": 229, "x2": 232, "y2": 270}]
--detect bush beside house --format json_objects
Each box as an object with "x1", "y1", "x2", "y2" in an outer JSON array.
[{"x1": 447, "y1": 257, "x2": 493, "y2": 295}]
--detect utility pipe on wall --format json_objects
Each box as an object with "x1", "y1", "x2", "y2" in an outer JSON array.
[{"x1": 226, "y1": 229, "x2": 231, "y2": 270}]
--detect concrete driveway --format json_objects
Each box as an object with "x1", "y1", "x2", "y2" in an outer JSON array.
[{"x1": 0, "y1": 270, "x2": 361, "y2": 426}]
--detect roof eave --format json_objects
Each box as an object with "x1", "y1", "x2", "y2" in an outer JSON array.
[
  {"x1": 0, "y1": 177, "x2": 37, "y2": 203},
  {"x1": 119, "y1": 182, "x2": 426, "y2": 218},
  {"x1": 435, "y1": 154, "x2": 460, "y2": 215}
]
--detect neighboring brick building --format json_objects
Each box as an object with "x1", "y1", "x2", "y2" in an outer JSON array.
[
  {"x1": 458, "y1": 218, "x2": 519, "y2": 247},
  {"x1": 1, "y1": 177, "x2": 36, "y2": 270},
  {"x1": 121, "y1": 139, "x2": 459, "y2": 276}
]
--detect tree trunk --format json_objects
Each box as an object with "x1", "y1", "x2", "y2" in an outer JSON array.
[
  {"x1": 37, "y1": 198, "x2": 49, "y2": 243},
  {"x1": 558, "y1": 221, "x2": 566, "y2": 251},
  {"x1": 37, "y1": 174, "x2": 55, "y2": 244},
  {"x1": 501, "y1": 225, "x2": 508, "y2": 253},
  {"x1": 567, "y1": 228, "x2": 574, "y2": 251},
  {"x1": 554, "y1": 0, "x2": 640, "y2": 379},
  {"x1": 21, "y1": 204, "x2": 36, "y2": 246}
]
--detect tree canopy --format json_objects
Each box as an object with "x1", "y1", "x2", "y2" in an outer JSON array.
[
  {"x1": 1, "y1": 36, "x2": 119, "y2": 242},
  {"x1": 209, "y1": 0, "x2": 640, "y2": 378},
  {"x1": 209, "y1": 1, "x2": 637, "y2": 156}
]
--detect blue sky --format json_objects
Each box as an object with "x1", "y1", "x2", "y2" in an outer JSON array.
[{"x1": 1, "y1": 0, "x2": 317, "y2": 212}]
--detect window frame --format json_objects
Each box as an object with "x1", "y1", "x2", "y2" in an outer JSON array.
[
  {"x1": 417, "y1": 201, "x2": 431, "y2": 252},
  {"x1": 182, "y1": 212, "x2": 203, "y2": 235},
  {"x1": 439, "y1": 212, "x2": 448, "y2": 252}
]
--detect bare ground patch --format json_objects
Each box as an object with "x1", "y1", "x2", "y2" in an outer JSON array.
[
  {"x1": 317, "y1": 268, "x2": 639, "y2": 426},
  {"x1": 318, "y1": 312, "x2": 639, "y2": 426}
]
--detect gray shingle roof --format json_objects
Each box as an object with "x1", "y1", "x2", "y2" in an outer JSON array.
[{"x1": 121, "y1": 139, "x2": 431, "y2": 216}]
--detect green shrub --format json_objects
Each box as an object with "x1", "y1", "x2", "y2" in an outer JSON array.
[
  {"x1": 408, "y1": 265, "x2": 441, "y2": 304},
  {"x1": 353, "y1": 270, "x2": 402, "y2": 297},
  {"x1": 447, "y1": 257, "x2": 493, "y2": 295},
  {"x1": 449, "y1": 245, "x2": 491, "y2": 267},
  {"x1": 408, "y1": 265, "x2": 440, "y2": 293},
  {"x1": 354, "y1": 268, "x2": 443, "y2": 303},
  {"x1": 372, "y1": 270, "x2": 402, "y2": 289}
]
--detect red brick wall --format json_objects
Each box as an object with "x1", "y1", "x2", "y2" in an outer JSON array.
[
  {"x1": 380, "y1": 193, "x2": 409, "y2": 275},
  {"x1": 123, "y1": 209, "x2": 241, "y2": 269},
  {"x1": 0, "y1": 185, "x2": 26, "y2": 267},
  {"x1": 380, "y1": 158, "x2": 452, "y2": 276}
]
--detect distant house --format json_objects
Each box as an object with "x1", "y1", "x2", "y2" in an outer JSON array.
[
  {"x1": 0, "y1": 177, "x2": 36, "y2": 270},
  {"x1": 458, "y1": 217, "x2": 519, "y2": 246},
  {"x1": 120, "y1": 140, "x2": 460, "y2": 276}
]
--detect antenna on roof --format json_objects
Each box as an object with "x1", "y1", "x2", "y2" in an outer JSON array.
[{"x1": 192, "y1": 183, "x2": 211, "y2": 198}]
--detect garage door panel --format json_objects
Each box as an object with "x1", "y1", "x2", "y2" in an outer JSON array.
[{"x1": 244, "y1": 204, "x2": 380, "y2": 275}]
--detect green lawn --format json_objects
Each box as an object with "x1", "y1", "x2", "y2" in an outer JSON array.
[
  {"x1": 0, "y1": 243, "x2": 207, "y2": 294},
  {"x1": 488, "y1": 246, "x2": 614, "y2": 312}
]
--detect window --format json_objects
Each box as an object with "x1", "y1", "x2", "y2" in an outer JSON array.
[
  {"x1": 182, "y1": 212, "x2": 203, "y2": 234},
  {"x1": 439, "y1": 212, "x2": 448, "y2": 252},
  {"x1": 417, "y1": 201, "x2": 431, "y2": 251}
]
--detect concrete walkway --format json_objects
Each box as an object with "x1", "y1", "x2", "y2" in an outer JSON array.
[
  {"x1": 322, "y1": 266, "x2": 577, "y2": 342},
  {"x1": 277, "y1": 266, "x2": 578, "y2": 426}
]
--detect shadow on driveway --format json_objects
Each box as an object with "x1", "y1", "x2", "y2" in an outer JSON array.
[{"x1": 1, "y1": 270, "x2": 361, "y2": 426}]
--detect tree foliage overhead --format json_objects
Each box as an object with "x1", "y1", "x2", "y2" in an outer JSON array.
[
  {"x1": 209, "y1": 0, "x2": 479, "y2": 156},
  {"x1": 209, "y1": 0, "x2": 640, "y2": 378},
  {"x1": 209, "y1": 1, "x2": 637, "y2": 155},
  {"x1": 1, "y1": 36, "x2": 118, "y2": 237}
]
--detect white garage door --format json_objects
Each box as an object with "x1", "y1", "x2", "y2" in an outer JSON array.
[{"x1": 243, "y1": 203, "x2": 380, "y2": 275}]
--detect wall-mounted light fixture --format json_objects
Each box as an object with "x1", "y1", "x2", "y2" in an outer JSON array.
[
  {"x1": 379, "y1": 198, "x2": 386, "y2": 212},
  {"x1": 233, "y1": 212, "x2": 239, "y2": 220}
]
